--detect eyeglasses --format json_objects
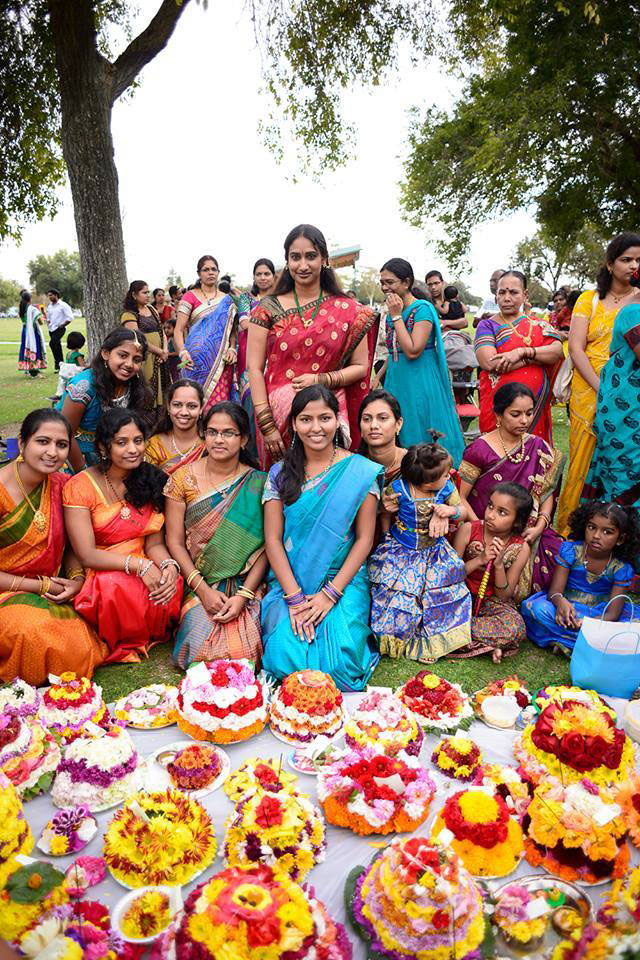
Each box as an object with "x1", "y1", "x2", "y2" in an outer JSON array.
[{"x1": 204, "y1": 429, "x2": 240, "y2": 439}]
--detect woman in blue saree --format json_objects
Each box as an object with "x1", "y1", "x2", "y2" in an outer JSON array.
[
  {"x1": 261, "y1": 385, "x2": 382, "y2": 691},
  {"x1": 378, "y1": 258, "x2": 464, "y2": 465}
]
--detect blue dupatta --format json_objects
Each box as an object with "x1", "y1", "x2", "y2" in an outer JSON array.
[
  {"x1": 181, "y1": 293, "x2": 237, "y2": 406},
  {"x1": 261, "y1": 454, "x2": 383, "y2": 691}
]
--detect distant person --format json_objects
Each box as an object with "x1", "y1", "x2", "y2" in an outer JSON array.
[
  {"x1": 152, "y1": 287, "x2": 174, "y2": 323},
  {"x1": 163, "y1": 316, "x2": 179, "y2": 382},
  {"x1": 46, "y1": 288, "x2": 74, "y2": 371},
  {"x1": 548, "y1": 286, "x2": 573, "y2": 340},
  {"x1": 475, "y1": 268, "x2": 506, "y2": 327},
  {"x1": 425, "y1": 270, "x2": 475, "y2": 372},
  {"x1": 52, "y1": 330, "x2": 87, "y2": 401},
  {"x1": 120, "y1": 279, "x2": 169, "y2": 409},
  {"x1": 18, "y1": 291, "x2": 46, "y2": 378},
  {"x1": 169, "y1": 285, "x2": 182, "y2": 314}
]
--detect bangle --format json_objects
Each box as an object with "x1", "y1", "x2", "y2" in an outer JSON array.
[
  {"x1": 66, "y1": 567, "x2": 83, "y2": 580},
  {"x1": 325, "y1": 579, "x2": 343, "y2": 599},
  {"x1": 392, "y1": 315, "x2": 403, "y2": 323},
  {"x1": 138, "y1": 559, "x2": 153, "y2": 579},
  {"x1": 322, "y1": 584, "x2": 340, "y2": 604},
  {"x1": 494, "y1": 579, "x2": 509, "y2": 590},
  {"x1": 11, "y1": 576, "x2": 25, "y2": 593},
  {"x1": 192, "y1": 574, "x2": 204, "y2": 592},
  {"x1": 451, "y1": 505, "x2": 461, "y2": 522},
  {"x1": 236, "y1": 586, "x2": 256, "y2": 601},
  {"x1": 124, "y1": 555, "x2": 133, "y2": 575},
  {"x1": 254, "y1": 401, "x2": 270, "y2": 410},
  {"x1": 539, "y1": 515, "x2": 550, "y2": 529},
  {"x1": 549, "y1": 592, "x2": 563, "y2": 602},
  {"x1": 40, "y1": 576, "x2": 52, "y2": 596},
  {"x1": 160, "y1": 558, "x2": 180, "y2": 572},
  {"x1": 284, "y1": 590, "x2": 306, "y2": 607},
  {"x1": 186, "y1": 569, "x2": 201, "y2": 587}
]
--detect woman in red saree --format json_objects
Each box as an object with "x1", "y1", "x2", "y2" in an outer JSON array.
[
  {"x1": 0, "y1": 410, "x2": 106, "y2": 685},
  {"x1": 63, "y1": 409, "x2": 182, "y2": 663},
  {"x1": 247, "y1": 224, "x2": 376, "y2": 468},
  {"x1": 475, "y1": 271, "x2": 564, "y2": 444}
]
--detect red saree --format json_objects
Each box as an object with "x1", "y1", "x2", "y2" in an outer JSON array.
[
  {"x1": 62, "y1": 471, "x2": 182, "y2": 663},
  {"x1": 250, "y1": 294, "x2": 376, "y2": 468}
]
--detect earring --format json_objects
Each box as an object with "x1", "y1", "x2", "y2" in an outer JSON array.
[
  {"x1": 334, "y1": 433, "x2": 339, "y2": 449},
  {"x1": 16, "y1": 454, "x2": 24, "y2": 463},
  {"x1": 291, "y1": 431, "x2": 297, "y2": 448},
  {"x1": 104, "y1": 360, "x2": 109, "y2": 369}
]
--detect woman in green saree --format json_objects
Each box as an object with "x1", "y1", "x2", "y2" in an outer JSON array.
[{"x1": 164, "y1": 402, "x2": 267, "y2": 668}]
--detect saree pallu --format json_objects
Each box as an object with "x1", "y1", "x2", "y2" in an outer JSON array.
[
  {"x1": 236, "y1": 293, "x2": 259, "y2": 459},
  {"x1": 18, "y1": 306, "x2": 46, "y2": 372},
  {"x1": 121, "y1": 309, "x2": 169, "y2": 409},
  {"x1": 475, "y1": 313, "x2": 562, "y2": 444},
  {"x1": 261, "y1": 455, "x2": 382, "y2": 691},
  {"x1": 0, "y1": 473, "x2": 105, "y2": 685},
  {"x1": 171, "y1": 469, "x2": 267, "y2": 668},
  {"x1": 145, "y1": 435, "x2": 206, "y2": 474},
  {"x1": 63, "y1": 472, "x2": 181, "y2": 663},
  {"x1": 459, "y1": 434, "x2": 564, "y2": 595},
  {"x1": 180, "y1": 293, "x2": 238, "y2": 414},
  {"x1": 250, "y1": 295, "x2": 376, "y2": 469}
]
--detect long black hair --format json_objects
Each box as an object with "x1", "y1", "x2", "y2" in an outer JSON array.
[
  {"x1": 250, "y1": 258, "x2": 276, "y2": 297},
  {"x1": 490, "y1": 481, "x2": 534, "y2": 535},
  {"x1": 94, "y1": 409, "x2": 166, "y2": 512},
  {"x1": 18, "y1": 290, "x2": 31, "y2": 320},
  {"x1": 498, "y1": 269, "x2": 528, "y2": 290},
  {"x1": 202, "y1": 401, "x2": 259, "y2": 468},
  {"x1": 272, "y1": 225, "x2": 343, "y2": 298},
  {"x1": 123, "y1": 280, "x2": 147, "y2": 313},
  {"x1": 493, "y1": 381, "x2": 535, "y2": 415},
  {"x1": 596, "y1": 232, "x2": 640, "y2": 298},
  {"x1": 569, "y1": 500, "x2": 640, "y2": 565},
  {"x1": 20, "y1": 408, "x2": 72, "y2": 444},
  {"x1": 275, "y1": 385, "x2": 346, "y2": 504},
  {"x1": 90, "y1": 328, "x2": 151, "y2": 412},
  {"x1": 358, "y1": 389, "x2": 403, "y2": 452},
  {"x1": 152, "y1": 378, "x2": 204, "y2": 437}
]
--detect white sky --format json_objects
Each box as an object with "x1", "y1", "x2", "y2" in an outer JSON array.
[{"x1": 0, "y1": 0, "x2": 536, "y2": 298}]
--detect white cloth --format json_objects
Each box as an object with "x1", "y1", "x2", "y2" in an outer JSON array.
[
  {"x1": 23, "y1": 305, "x2": 43, "y2": 358},
  {"x1": 22, "y1": 693, "x2": 639, "y2": 959},
  {"x1": 480, "y1": 296, "x2": 498, "y2": 315},
  {"x1": 46, "y1": 299, "x2": 73, "y2": 332}
]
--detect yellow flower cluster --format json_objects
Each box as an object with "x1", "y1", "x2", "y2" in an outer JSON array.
[
  {"x1": 616, "y1": 776, "x2": 640, "y2": 846},
  {"x1": 122, "y1": 890, "x2": 172, "y2": 939},
  {"x1": 551, "y1": 924, "x2": 613, "y2": 960},
  {"x1": 0, "y1": 775, "x2": 33, "y2": 887},
  {"x1": 48, "y1": 673, "x2": 91, "y2": 702},
  {"x1": 49, "y1": 835, "x2": 69, "y2": 856},
  {"x1": 421, "y1": 674, "x2": 441, "y2": 690},
  {"x1": 224, "y1": 758, "x2": 298, "y2": 805},
  {"x1": 432, "y1": 738, "x2": 482, "y2": 780},
  {"x1": 517, "y1": 725, "x2": 636, "y2": 787},
  {"x1": 551, "y1": 704, "x2": 612, "y2": 740},
  {"x1": 527, "y1": 783, "x2": 626, "y2": 864},
  {"x1": 536, "y1": 686, "x2": 615, "y2": 717},
  {"x1": 0, "y1": 878, "x2": 69, "y2": 942},
  {"x1": 600, "y1": 865, "x2": 640, "y2": 934},
  {"x1": 458, "y1": 791, "x2": 498, "y2": 824},
  {"x1": 431, "y1": 813, "x2": 524, "y2": 879},
  {"x1": 503, "y1": 918, "x2": 547, "y2": 944}
]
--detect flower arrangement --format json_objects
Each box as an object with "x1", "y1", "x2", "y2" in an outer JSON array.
[
  {"x1": 19, "y1": 900, "x2": 126, "y2": 960},
  {"x1": 167, "y1": 744, "x2": 222, "y2": 791},
  {"x1": 431, "y1": 735, "x2": 483, "y2": 781},
  {"x1": 396, "y1": 670, "x2": 473, "y2": 733},
  {"x1": 317, "y1": 744, "x2": 436, "y2": 835},
  {"x1": 0, "y1": 678, "x2": 41, "y2": 720},
  {"x1": 616, "y1": 775, "x2": 640, "y2": 847},
  {"x1": 524, "y1": 780, "x2": 629, "y2": 884},
  {"x1": 269, "y1": 669, "x2": 346, "y2": 744},
  {"x1": 0, "y1": 710, "x2": 61, "y2": 800},
  {"x1": 114, "y1": 683, "x2": 178, "y2": 729},
  {"x1": 0, "y1": 861, "x2": 69, "y2": 943},
  {"x1": 122, "y1": 890, "x2": 172, "y2": 940},
  {"x1": 104, "y1": 789, "x2": 217, "y2": 887},
  {"x1": 37, "y1": 805, "x2": 98, "y2": 856},
  {"x1": 224, "y1": 789, "x2": 326, "y2": 882},
  {"x1": 515, "y1": 698, "x2": 636, "y2": 788},
  {"x1": 65, "y1": 856, "x2": 107, "y2": 898},
  {"x1": 51, "y1": 723, "x2": 139, "y2": 812},
  {"x1": 0, "y1": 771, "x2": 33, "y2": 887},
  {"x1": 176, "y1": 659, "x2": 268, "y2": 744},
  {"x1": 473, "y1": 763, "x2": 530, "y2": 821},
  {"x1": 224, "y1": 756, "x2": 298, "y2": 804},
  {"x1": 473, "y1": 674, "x2": 531, "y2": 711},
  {"x1": 534, "y1": 685, "x2": 613, "y2": 715},
  {"x1": 598, "y1": 864, "x2": 640, "y2": 934},
  {"x1": 431, "y1": 788, "x2": 524, "y2": 877},
  {"x1": 40, "y1": 672, "x2": 108, "y2": 744},
  {"x1": 551, "y1": 922, "x2": 640, "y2": 960},
  {"x1": 348, "y1": 835, "x2": 486, "y2": 960},
  {"x1": 493, "y1": 884, "x2": 549, "y2": 948},
  {"x1": 344, "y1": 690, "x2": 424, "y2": 757},
  {"x1": 168, "y1": 863, "x2": 352, "y2": 960}
]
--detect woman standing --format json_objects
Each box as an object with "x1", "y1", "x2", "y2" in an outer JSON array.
[
  {"x1": 145, "y1": 379, "x2": 206, "y2": 473},
  {"x1": 173, "y1": 255, "x2": 238, "y2": 413},
  {"x1": 236, "y1": 259, "x2": 276, "y2": 454},
  {"x1": 121, "y1": 280, "x2": 169, "y2": 410},
  {"x1": 556, "y1": 233, "x2": 640, "y2": 533},
  {"x1": 152, "y1": 288, "x2": 174, "y2": 323},
  {"x1": 57, "y1": 328, "x2": 150, "y2": 472},
  {"x1": 63, "y1": 409, "x2": 182, "y2": 663},
  {"x1": 18, "y1": 291, "x2": 46, "y2": 377},
  {"x1": 261, "y1": 385, "x2": 382, "y2": 691},
  {"x1": 0, "y1": 410, "x2": 106, "y2": 684},
  {"x1": 247, "y1": 225, "x2": 375, "y2": 469},
  {"x1": 358, "y1": 389, "x2": 406, "y2": 484},
  {"x1": 475, "y1": 270, "x2": 564, "y2": 444},
  {"x1": 378, "y1": 259, "x2": 464, "y2": 464},
  {"x1": 165, "y1": 402, "x2": 267, "y2": 668}
]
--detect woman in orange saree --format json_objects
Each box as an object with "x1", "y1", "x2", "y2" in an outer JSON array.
[
  {"x1": 145, "y1": 379, "x2": 206, "y2": 474},
  {"x1": 63, "y1": 409, "x2": 182, "y2": 663},
  {"x1": 247, "y1": 224, "x2": 376, "y2": 469},
  {"x1": 0, "y1": 410, "x2": 106, "y2": 685}
]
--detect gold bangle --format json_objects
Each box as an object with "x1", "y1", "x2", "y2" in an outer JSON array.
[
  {"x1": 236, "y1": 587, "x2": 255, "y2": 601},
  {"x1": 186, "y1": 570, "x2": 200, "y2": 587},
  {"x1": 10, "y1": 576, "x2": 18, "y2": 591},
  {"x1": 40, "y1": 576, "x2": 51, "y2": 596},
  {"x1": 66, "y1": 567, "x2": 84, "y2": 580},
  {"x1": 192, "y1": 575, "x2": 204, "y2": 592}
]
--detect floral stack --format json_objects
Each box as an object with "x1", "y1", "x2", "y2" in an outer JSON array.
[
  {"x1": 40, "y1": 672, "x2": 108, "y2": 744},
  {"x1": 113, "y1": 683, "x2": 178, "y2": 729},
  {"x1": 20, "y1": 900, "x2": 125, "y2": 960},
  {"x1": 104, "y1": 788, "x2": 217, "y2": 887},
  {"x1": 551, "y1": 922, "x2": 640, "y2": 960},
  {"x1": 348, "y1": 835, "x2": 486, "y2": 960},
  {"x1": 344, "y1": 690, "x2": 423, "y2": 757},
  {"x1": 269, "y1": 669, "x2": 346, "y2": 744},
  {"x1": 396, "y1": 670, "x2": 473, "y2": 733},
  {"x1": 51, "y1": 723, "x2": 139, "y2": 812},
  {"x1": 317, "y1": 745, "x2": 436, "y2": 835},
  {"x1": 0, "y1": 708, "x2": 60, "y2": 799},
  {"x1": 493, "y1": 883, "x2": 550, "y2": 951},
  {"x1": 473, "y1": 675, "x2": 531, "y2": 711},
  {"x1": 524, "y1": 780, "x2": 629, "y2": 884},
  {"x1": 224, "y1": 756, "x2": 298, "y2": 804},
  {"x1": 474, "y1": 763, "x2": 530, "y2": 821},
  {"x1": 161, "y1": 863, "x2": 352, "y2": 960},
  {"x1": 0, "y1": 772, "x2": 33, "y2": 886},
  {"x1": 167, "y1": 744, "x2": 223, "y2": 791},
  {"x1": 0, "y1": 860, "x2": 69, "y2": 944},
  {"x1": 431, "y1": 734, "x2": 483, "y2": 781},
  {"x1": 599, "y1": 863, "x2": 640, "y2": 933},
  {"x1": 176, "y1": 659, "x2": 268, "y2": 744},
  {"x1": 121, "y1": 890, "x2": 173, "y2": 942},
  {"x1": 616, "y1": 774, "x2": 640, "y2": 847},
  {"x1": 431, "y1": 787, "x2": 524, "y2": 877},
  {"x1": 0, "y1": 678, "x2": 41, "y2": 720}
]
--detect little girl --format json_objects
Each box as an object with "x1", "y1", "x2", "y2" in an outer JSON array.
[
  {"x1": 452, "y1": 482, "x2": 532, "y2": 662},
  {"x1": 368, "y1": 434, "x2": 472, "y2": 662},
  {"x1": 522, "y1": 500, "x2": 639, "y2": 653}
]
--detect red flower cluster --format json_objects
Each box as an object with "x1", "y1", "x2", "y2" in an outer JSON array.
[
  {"x1": 340, "y1": 754, "x2": 416, "y2": 806},
  {"x1": 0, "y1": 713, "x2": 20, "y2": 750},
  {"x1": 531, "y1": 701, "x2": 624, "y2": 772},
  {"x1": 400, "y1": 837, "x2": 442, "y2": 882},
  {"x1": 255, "y1": 795, "x2": 284, "y2": 829},
  {"x1": 399, "y1": 671, "x2": 464, "y2": 720},
  {"x1": 443, "y1": 792, "x2": 509, "y2": 849},
  {"x1": 278, "y1": 674, "x2": 341, "y2": 717},
  {"x1": 43, "y1": 682, "x2": 96, "y2": 709},
  {"x1": 435, "y1": 741, "x2": 482, "y2": 769}
]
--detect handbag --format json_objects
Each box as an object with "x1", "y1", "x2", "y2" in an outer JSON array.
[
  {"x1": 552, "y1": 292, "x2": 599, "y2": 403},
  {"x1": 570, "y1": 594, "x2": 640, "y2": 698}
]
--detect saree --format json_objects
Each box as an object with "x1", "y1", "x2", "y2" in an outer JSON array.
[
  {"x1": 121, "y1": 307, "x2": 169, "y2": 407},
  {"x1": 18, "y1": 305, "x2": 46, "y2": 372},
  {"x1": 250, "y1": 294, "x2": 376, "y2": 468},
  {"x1": 556, "y1": 290, "x2": 628, "y2": 534},
  {"x1": 56, "y1": 369, "x2": 127, "y2": 468},
  {"x1": 261, "y1": 454, "x2": 383, "y2": 691},
  {"x1": 179, "y1": 291, "x2": 238, "y2": 414},
  {"x1": 0, "y1": 473, "x2": 105, "y2": 685},
  {"x1": 582, "y1": 303, "x2": 640, "y2": 509},
  {"x1": 165, "y1": 466, "x2": 267, "y2": 668},
  {"x1": 145, "y1": 434, "x2": 206, "y2": 474},
  {"x1": 62, "y1": 471, "x2": 182, "y2": 663},
  {"x1": 383, "y1": 299, "x2": 464, "y2": 465},
  {"x1": 236, "y1": 292, "x2": 259, "y2": 457},
  {"x1": 459, "y1": 434, "x2": 564, "y2": 595},
  {"x1": 474, "y1": 313, "x2": 562, "y2": 444}
]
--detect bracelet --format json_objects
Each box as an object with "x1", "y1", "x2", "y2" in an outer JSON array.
[
  {"x1": 539, "y1": 515, "x2": 551, "y2": 529},
  {"x1": 40, "y1": 576, "x2": 52, "y2": 596},
  {"x1": 325, "y1": 579, "x2": 343, "y2": 599},
  {"x1": 186, "y1": 569, "x2": 201, "y2": 587},
  {"x1": 254, "y1": 401, "x2": 270, "y2": 410},
  {"x1": 322, "y1": 585, "x2": 340, "y2": 604},
  {"x1": 392, "y1": 315, "x2": 403, "y2": 323},
  {"x1": 160, "y1": 558, "x2": 180, "y2": 572},
  {"x1": 451, "y1": 505, "x2": 462, "y2": 522},
  {"x1": 138, "y1": 559, "x2": 153, "y2": 579},
  {"x1": 124, "y1": 554, "x2": 133, "y2": 575},
  {"x1": 66, "y1": 567, "x2": 84, "y2": 580},
  {"x1": 236, "y1": 586, "x2": 256, "y2": 601},
  {"x1": 191, "y1": 574, "x2": 204, "y2": 592},
  {"x1": 11, "y1": 576, "x2": 25, "y2": 593},
  {"x1": 284, "y1": 590, "x2": 306, "y2": 607},
  {"x1": 494, "y1": 579, "x2": 509, "y2": 590},
  {"x1": 548, "y1": 592, "x2": 563, "y2": 602}
]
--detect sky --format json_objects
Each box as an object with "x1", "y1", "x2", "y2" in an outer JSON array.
[{"x1": 0, "y1": 0, "x2": 536, "y2": 299}]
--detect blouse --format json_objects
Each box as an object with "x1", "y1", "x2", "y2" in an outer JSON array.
[
  {"x1": 384, "y1": 475, "x2": 460, "y2": 550},
  {"x1": 557, "y1": 540, "x2": 633, "y2": 606}
]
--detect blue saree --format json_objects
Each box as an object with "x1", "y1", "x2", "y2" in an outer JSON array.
[
  {"x1": 261, "y1": 454, "x2": 383, "y2": 691},
  {"x1": 179, "y1": 291, "x2": 238, "y2": 412}
]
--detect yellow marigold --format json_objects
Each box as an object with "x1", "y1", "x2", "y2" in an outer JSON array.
[
  {"x1": 422, "y1": 674, "x2": 441, "y2": 689},
  {"x1": 49, "y1": 834, "x2": 69, "y2": 856},
  {"x1": 458, "y1": 792, "x2": 499, "y2": 825},
  {"x1": 0, "y1": 880, "x2": 69, "y2": 941},
  {"x1": 506, "y1": 918, "x2": 547, "y2": 943}
]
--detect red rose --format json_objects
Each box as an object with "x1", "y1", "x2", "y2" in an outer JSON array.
[
  {"x1": 432, "y1": 909, "x2": 449, "y2": 930},
  {"x1": 571, "y1": 752, "x2": 595, "y2": 772},
  {"x1": 562, "y1": 732, "x2": 585, "y2": 756},
  {"x1": 247, "y1": 916, "x2": 281, "y2": 947},
  {"x1": 255, "y1": 795, "x2": 283, "y2": 828},
  {"x1": 603, "y1": 743, "x2": 623, "y2": 769},
  {"x1": 516, "y1": 691, "x2": 529, "y2": 708}
]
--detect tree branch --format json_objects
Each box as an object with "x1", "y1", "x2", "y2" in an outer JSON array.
[{"x1": 110, "y1": 0, "x2": 193, "y2": 104}]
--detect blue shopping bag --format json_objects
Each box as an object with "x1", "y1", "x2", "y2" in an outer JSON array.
[{"x1": 570, "y1": 596, "x2": 640, "y2": 699}]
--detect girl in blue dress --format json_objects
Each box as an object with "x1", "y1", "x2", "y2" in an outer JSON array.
[
  {"x1": 522, "y1": 501, "x2": 640, "y2": 653},
  {"x1": 369, "y1": 434, "x2": 472, "y2": 662}
]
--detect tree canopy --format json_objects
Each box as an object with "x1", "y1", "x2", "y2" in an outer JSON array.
[
  {"x1": 28, "y1": 249, "x2": 84, "y2": 306},
  {"x1": 0, "y1": 277, "x2": 23, "y2": 313}
]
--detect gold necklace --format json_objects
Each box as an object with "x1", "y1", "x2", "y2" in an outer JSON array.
[
  {"x1": 304, "y1": 446, "x2": 337, "y2": 484},
  {"x1": 200, "y1": 286, "x2": 218, "y2": 305},
  {"x1": 14, "y1": 461, "x2": 47, "y2": 532},
  {"x1": 500, "y1": 312, "x2": 534, "y2": 346},
  {"x1": 497, "y1": 426, "x2": 525, "y2": 463},
  {"x1": 171, "y1": 432, "x2": 200, "y2": 458},
  {"x1": 103, "y1": 473, "x2": 132, "y2": 521},
  {"x1": 584, "y1": 544, "x2": 612, "y2": 575},
  {"x1": 204, "y1": 464, "x2": 241, "y2": 497}
]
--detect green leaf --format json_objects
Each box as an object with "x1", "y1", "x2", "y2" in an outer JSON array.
[
  {"x1": 22, "y1": 769, "x2": 55, "y2": 803},
  {"x1": 7, "y1": 862, "x2": 65, "y2": 904}
]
